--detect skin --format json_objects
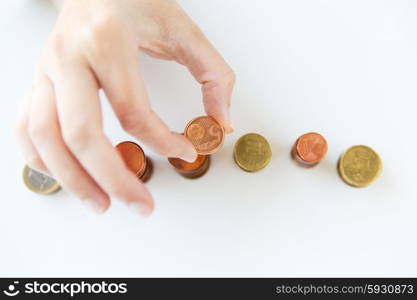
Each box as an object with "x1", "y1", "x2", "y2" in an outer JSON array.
[{"x1": 15, "y1": 0, "x2": 235, "y2": 216}]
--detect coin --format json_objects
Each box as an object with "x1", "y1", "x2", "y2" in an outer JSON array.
[
  {"x1": 115, "y1": 141, "x2": 151, "y2": 181},
  {"x1": 22, "y1": 165, "x2": 60, "y2": 195},
  {"x1": 338, "y1": 145, "x2": 382, "y2": 187},
  {"x1": 292, "y1": 132, "x2": 328, "y2": 167},
  {"x1": 140, "y1": 157, "x2": 154, "y2": 183},
  {"x1": 234, "y1": 133, "x2": 272, "y2": 172},
  {"x1": 184, "y1": 116, "x2": 225, "y2": 155},
  {"x1": 168, "y1": 154, "x2": 210, "y2": 179}
]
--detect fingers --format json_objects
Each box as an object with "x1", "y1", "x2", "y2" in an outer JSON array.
[
  {"x1": 15, "y1": 92, "x2": 49, "y2": 173},
  {"x1": 174, "y1": 27, "x2": 235, "y2": 133},
  {"x1": 86, "y1": 34, "x2": 197, "y2": 162},
  {"x1": 28, "y1": 74, "x2": 110, "y2": 214},
  {"x1": 50, "y1": 62, "x2": 154, "y2": 216}
]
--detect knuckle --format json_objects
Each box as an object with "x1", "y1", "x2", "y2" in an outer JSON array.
[
  {"x1": 48, "y1": 33, "x2": 66, "y2": 56},
  {"x1": 62, "y1": 122, "x2": 98, "y2": 152},
  {"x1": 155, "y1": 139, "x2": 176, "y2": 156},
  {"x1": 45, "y1": 33, "x2": 76, "y2": 71},
  {"x1": 83, "y1": 15, "x2": 124, "y2": 53},
  {"x1": 86, "y1": 20, "x2": 109, "y2": 42},
  {"x1": 28, "y1": 120, "x2": 52, "y2": 142},
  {"x1": 119, "y1": 114, "x2": 138, "y2": 133},
  {"x1": 89, "y1": 15, "x2": 119, "y2": 35},
  {"x1": 221, "y1": 68, "x2": 236, "y2": 87},
  {"x1": 185, "y1": 23, "x2": 204, "y2": 40},
  {"x1": 119, "y1": 108, "x2": 151, "y2": 134},
  {"x1": 120, "y1": 116, "x2": 136, "y2": 133}
]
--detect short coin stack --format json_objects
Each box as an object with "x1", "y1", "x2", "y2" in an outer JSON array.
[
  {"x1": 338, "y1": 145, "x2": 382, "y2": 187},
  {"x1": 232, "y1": 130, "x2": 382, "y2": 188},
  {"x1": 291, "y1": 132, "x2": 328, "y2": 167},
  {"x1": 168, "y1": 155, "x2": 211, "y2": 179},
  {"x1": 234, "y1": 133, "x2": 272, "y2": 172},
  {"x1": 22, "y1": 115, "x2": 383, "y2": 195},
  {"x1": 167, "y1": 116, "x2": 224, "y2": 178},
  {"x1": 115, "y1": 141, "x2": 153, "y2": 182}
]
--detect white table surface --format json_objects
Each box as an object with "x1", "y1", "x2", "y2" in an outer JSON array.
[{"x1": 1, "y1": 0, "x2": 416, "y2": 277}]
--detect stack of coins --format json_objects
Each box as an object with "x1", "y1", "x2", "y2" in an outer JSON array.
[
  {"x1": 115, "y1": 141, "x2": 153, "y2": 182},
  {"x1": 22, "y1": 119, "x2": 384, "y2": 197},
  {"x1": 338, "y1": 145, "x2": 382, "y2": 187},
  {"x1": 168, "y1": 155, "x2": 211, "y2": 179},
  {"x1": 22, "y1": 165, "x2": 60, "y2": 195},
  {"x1": 233, "y1": 133, "x2": 272, "y2": 172},
  {"x1": 291, "y1": 132, "x2": 328, "y2": 167},
  {"x1": 168, "y1": 116, "x2": 225, "y2": 179}
]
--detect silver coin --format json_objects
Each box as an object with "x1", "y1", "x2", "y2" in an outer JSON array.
[{"x1": 23, "y1": 165, "x2": 60, "y2": 194}]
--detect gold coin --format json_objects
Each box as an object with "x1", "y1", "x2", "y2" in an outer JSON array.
[
  {"x1": 22, "y1": 165, "x2": 61, "y2": 195},
  {"x1": 338, "y1": 145, "x2": 382, "y2": 187},
  {"x1": 234, "y1": 133, "x2": 272, "y2": 172}
]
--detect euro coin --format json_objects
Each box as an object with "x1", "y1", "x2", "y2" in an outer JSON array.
[
  {"x1": 184, "y1": 116, "x2": 225, "y2": 155},
  {"x1": 22, "y1": 165, "x2": 60, "y2": 195},
  {"x1": 338, "y1": 145, "x2": 382, "y2": 187},
  {"x1": 234, "y1": 133, "x2": 272, "y2": 172}
]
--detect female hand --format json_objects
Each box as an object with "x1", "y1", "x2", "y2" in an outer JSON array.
[{"x1": 15, "y1": 0, "x2": 235, "y2": 216}]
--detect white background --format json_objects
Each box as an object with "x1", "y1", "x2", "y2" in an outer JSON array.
[{"x1": 1, "y1": 0, "x2": 416, "y2": 276}]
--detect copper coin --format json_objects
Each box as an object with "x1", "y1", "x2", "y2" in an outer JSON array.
[
  {"x1": 292, "y1": 132, "x2": 328, "y2": 166},
  {"x1": 184, "y1": 116, "x2": 225, "y2": 155},
  {"x1": 115, "y1": 141, "x2": 147, "y2": 178},
  {"x1": 140, "y1": 157, "x2": 153, "y2": 183},
  {"x1": 168, "y1": 155, "x2": 210, "y2": 179}
]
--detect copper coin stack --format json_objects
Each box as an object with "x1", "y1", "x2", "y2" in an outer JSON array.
[
  {"x1": 115, "y1": 141, "x2": 153, "y2": 182},
  {"x1": 291, "y1": 132, "x2": 328, "y2": 167},
  {"x1": 168, "y1": 116, "x2": 225, "y2": 179},
  {"x1": 168, "y1": 154, "x2": 211, "y2": 179}
]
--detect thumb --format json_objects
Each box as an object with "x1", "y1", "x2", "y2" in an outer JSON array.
[{"x1": 175, "y1": 27, "x2": 235, "y2": 133}]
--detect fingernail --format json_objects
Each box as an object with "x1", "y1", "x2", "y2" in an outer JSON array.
[
  {"x1": 226, "y1": 124, "x2": 234, "y2": 134},
  {"x1": 179, "y1": 153, "x2": 197, "y2": 163},
  {"x1": 177, "y1": 133, "x2": 198, "y2": 162},
  {"x1": 82, "y1": 198, "x2": 105, "y2": 215},
  {"x1": 128, "y1": 202, "x2": 152, "y2": 217}
]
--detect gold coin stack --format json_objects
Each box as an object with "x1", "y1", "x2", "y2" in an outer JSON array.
[
  {"x1": 337, "y1": 145, "x2": 382, "y2": 187},
  {"x1": 233, "y1": 133, "x2": 272, "y2": 172}
]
